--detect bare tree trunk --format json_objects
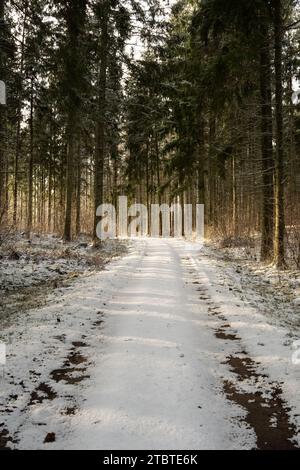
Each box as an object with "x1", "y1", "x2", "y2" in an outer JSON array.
[
  {"x1": 93, "y1": 2, "x2": 109, "y2": 242},
  {"x1": 0, "y1": 0, "x2": 6, "y2": 219},
  {"x1": 232, "y1": 154, "x2": 237, "y2": 237},
  {"x1": 26, "y1": 77, "x2": 34, "y2": 237},
  {"x1": 48, "y1": 118, "x2": 54, "y2": 232},
  {"x1": 259, "y1": 22, "x2": 274, "y2": 262},
  {"x1": 75, "y1": 140, "x2": 81, "y2": 237},
  {"x1": 208, "y1": 114, "x2": 216, "y2": 230},
  {"x1": 197, "y1": 118, "x2": 205, "y2": 206},
  {"x1": 13, "y1": 9, "x2": 27, "y2": 225},
  {"x1": 63, "y1": 0, "x2": 87, "y2": 241},
  {"x1": 154, "y1": 130, "x2": 162, "y2": 235},
  {"x1": 63, "y1": 126, "x2": 75, "y2": 241},
  {"x1": 59, "y1": 154, "x2": 65, "y2": 233},
  {"x1": 48, "y1": 163, "x2": 52, "y2": 232},
  {"x1": 273, "y1": 0, "x2": 285, "y2": 267}
]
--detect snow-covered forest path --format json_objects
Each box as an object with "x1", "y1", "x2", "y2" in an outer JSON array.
[{"x1": 1, "y1": 239, "x2": 300, "y2": 449}]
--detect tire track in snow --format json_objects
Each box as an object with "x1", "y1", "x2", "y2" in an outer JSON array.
[{"x1": 187, "y1": 247, "x2": 299, "y2": 449}]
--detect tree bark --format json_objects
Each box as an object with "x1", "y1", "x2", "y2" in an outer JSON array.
[
  {"x1": 75, "y1": 140, "x2": 81, "y2": 237},
  {"x1": 63, "y1": 0, "x2": 87, "y2": 241},
  {"x1": 63, "y1": 123, "x2": 75, "y2": 241},
  {"x1": 259, "y1": 21, "x2": 274, "y2": 262},
  {"x1": 0, "y1": 0, "x2": 6, "y2": 219},
  {"x1": 13, "y1": 9, "x2": 27, "y2": 225},
  {"x1": 93, "y1": 1, "x2": 109, "y2": 242},
  {"x1": 26, "y1": 77, "x2": 34, "y2": 237},
  {"x1": 273, "y1": 0, "x2": 286, "y2": 268}
]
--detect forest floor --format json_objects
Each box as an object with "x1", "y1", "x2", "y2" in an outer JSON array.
[
  {"x1": 0, "y1": 233, "x2": 128, "y2": 327},
  {"x1": 0, "y1": 237, "x2": 300, "y2": 450}
]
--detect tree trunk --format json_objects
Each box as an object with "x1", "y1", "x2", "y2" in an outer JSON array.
[
  {"x1": 0, "y1": 0, "x2": 6, "y2": 219},
  {"x1": 93, "y1": 2, "x2": 109, "y2": 242},
  {"x1": 63, "y1": 126, "x2": 75, "y2": 241},
  {"x1": 26, "y1": 77, "x2": 34, "y2": 237},
  {"x1": 232, "y1": 154, "x2": 237, "y2": 237},
  {"x1": 75, "y1": 140, "x2": 81, "y2": 237},
  {"x1": 259, "y1": 22, "x2": 274, "y2": 262},
  {"x1": 208, "y1": 114, "x2": 216, "y2": 230},
  {"x1": 63, "y1": 0, "x2": 87, "y2": 241},
  {"x1": 13, "y1": 9, "x2": 27, "y2": 225},
  {"x1": 196, "y1": 112, "x2": 206, "y2": 207},
  {"x1": 273, "y1": 0, "x2": 286, "y2": 268}
]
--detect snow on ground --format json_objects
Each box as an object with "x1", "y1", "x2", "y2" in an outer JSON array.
[
  {"x1": 191, "y1": 245, "x2": 300, "y2": 448},
  {"x1": 205, "y1": 242, "x2": 300, "y2": 333},
  {"x1": 0, "y1": 238, "x2": 299, "y2": 450},
  {"x1": 0, "y1": 233, "x2": 128, "y2": 325}
]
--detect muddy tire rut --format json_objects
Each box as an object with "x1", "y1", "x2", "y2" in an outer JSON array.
[{"x1": 185, "y1": 256, "x2": 299, "y2": 450}]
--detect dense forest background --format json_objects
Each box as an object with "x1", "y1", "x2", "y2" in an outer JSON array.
[{"x1": 0, "y1": 0, "x2": 299, "y2": 268}]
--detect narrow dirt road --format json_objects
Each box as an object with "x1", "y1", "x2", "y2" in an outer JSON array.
[
  {"x1": 1, "y1": 239, "x2": 299, "y2": 449},
  {"x1": 63, "y1": 238, "x2": 254, "y2": 450}
]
